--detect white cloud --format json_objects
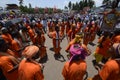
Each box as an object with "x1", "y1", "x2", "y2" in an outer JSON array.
[
  {"x1": 94, "y1": 0, "x2": 103, "y2": 7},
  {"x1": 63, "y1": 0, "x2": 69, "y2": 6}
]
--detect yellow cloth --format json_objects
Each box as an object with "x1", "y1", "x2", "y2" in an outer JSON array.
[{"x1": 93, "y1": 52, "x2": 103, "y2": 63}]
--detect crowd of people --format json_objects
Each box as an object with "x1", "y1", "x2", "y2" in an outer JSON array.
[{"x1": 0, "y1": 5, "x2": 120, "y2": 80}]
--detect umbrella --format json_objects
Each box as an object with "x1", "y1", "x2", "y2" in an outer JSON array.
[{"x1": 5, "y1": 18, "x2": 22, "y2": 27}]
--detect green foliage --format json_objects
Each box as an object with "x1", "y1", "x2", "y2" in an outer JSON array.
[
  {"x1": 19, "y1": 0, "x2": 23, "y2": 6},
  {"x1": 65, "y1": 0, "x2": 95, "y2": 11},
  {"x1": 68, "y1": 1, "x2": 72, "y2": 10}
]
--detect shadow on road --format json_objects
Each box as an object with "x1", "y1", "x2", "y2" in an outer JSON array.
[
  {"x1": 49, "y1": 47, "x2": 54, "y2": 52},
  {"x1": 39, "y1": 54, "x2": 49, "y2": 63},
  {"x1": 54, "y1": 54, "x2": 66, "y2": 62},
  {"x1": 89, "y1": 42, "x2": 96, "y2": 46}
]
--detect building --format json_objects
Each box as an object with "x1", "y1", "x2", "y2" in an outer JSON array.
[
  {"x1": 6, "y1": 4, "x2": 20, "y2": 14},
  {"x1": 6, "y1": 4, "x2": 19, "y2": 10}
]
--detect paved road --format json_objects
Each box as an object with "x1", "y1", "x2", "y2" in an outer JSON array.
[{"x1": 42, "y1": 33, "x2": 98, "y2": 80}]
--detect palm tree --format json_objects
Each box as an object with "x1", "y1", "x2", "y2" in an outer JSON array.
[
  {"x1": 68, "y1": 1, "x2": 72, "y2": 10},
  {"x1": 19, "y1": 0, "x2": 23, "y2": 6}
]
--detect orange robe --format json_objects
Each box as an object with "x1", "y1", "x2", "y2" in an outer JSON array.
[
  {"x1": 1, "y1": 33, "x2": 13, "y2": 44},
  {"x1": 67, "y1": 29, "x2": 77, "y2": 42},
  {"x1": 112, "y1": 35, "x2": 120, "y2": 43},
  {"x1": 35, "y1": 34, "x2": 47, "y2": 58},
  {"x1": 83, "y1": 27, "x2": 90, "y2": 45},
  {"x1": 27, "y1": 27, "x2": 35, "y2": 44},
  {"x1": 2, "y1": 33, "x2": 21, "y2": 57},
  {"x1": 36, "y1": 23, "x2": 43, "y2": 30},
  {"x1": 65, "y1": 22, "x2": 71, "y2": 35},
  {"x1": 51, "y1": 22, "x2": 56, "y2": 31},
  {"x1": 47, "y1": 22, "x2": 53, "y2": 32},
  {"x1": 89, "y1": 26, "x2": 96, "y2": 42},
  {"x1": 18, "y1": 59, "x2": 44, "y2": 80},
  {"x1": 95, "y1": 36, "x2": 111, "y2": 59},
  {"x1": 76, "y1": 22, "x2": 82, "y2": 32},
  {"x1": 52, "y1": 31, "x2": 62, "y2": 54},
  {"x1": 36, "y1": 23, "x2": 44, "y2": 34},
  {"x1": 0, "y1": 55, "x2": 18, "y2": 80},
  {"x1": 99, "y1": 60, "x2": 120, "y2": 80},
  {"x1": 60, "y1": 22, "x2": 65, "y2": 36},
  {"x1": 62, "y1": 60, "x2": 87, "y2": 80}
]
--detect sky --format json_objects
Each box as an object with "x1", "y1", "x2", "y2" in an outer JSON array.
[{"x1": 0, "y1": 0, "x2": 103, "y2": 9}]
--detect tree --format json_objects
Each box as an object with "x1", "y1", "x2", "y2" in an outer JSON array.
[
  {"x1": 102, "y1": 0, "x2": 109, "y2": 4},
  {"x1": 67, "y1": 0, "x2": 95, "y2": 11},
  {"x1": 68, "y1": 1, "x2": 72, "y2": 10},
  {"x1": 79, "y1": 1, "x2": 84, "y2": 10},
  {"x1": 64, "y1": 6, "x2": 68, "y2": 9},
  {"x1": 72, "y1": 3, "x2": 75, "y2": 10},
  {"x1": 29, "y1": 3, "x2": 32, "y2": 8},
  {"x1": 75, "y1": 2, "x2": 79, "y2": 11},
  {"x1": 88, "y1": 0, "x2": 95, "y2": 8},
  {"x1": 19, "y1": 0, "x2": 23, "y2": 6}
]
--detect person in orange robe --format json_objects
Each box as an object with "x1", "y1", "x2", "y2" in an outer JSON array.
[
  {"x1": 65, "y1": 33, "x2": 91, "y2": 59},
  {"x1": 89, "y1": 21, "x2": 100, "y2": 43},
  {"x1": 34, "y1": 30, "x2": 47, "y2": 61},
  {"x1": 36, "y1": 20, "x2": 44, "y2": 34},
  {"x1": 60, "y1": 20, "x2": 65, "y2": 37},
  {"x1": 18, "y1": 45, "x2": 44, "y2": 80},
  {"x1": 89, "y1": 21, "x2": 96, "y2": 42},
  {"x1": 51, "y1": 21, "x2": 56, "y2": 31},
  {"x1": 67, "y1": 24, "x2": 78, "y2": 42},
  {"x1": 62, "y1": 59, "x2": 87, "y2": 80},
  {"x1": 112, "y1": 35, "x2": 120, "y2": 43},
  {"x1": 24, "y1": 20, "x2": 30, "y2": 28},
  {"x1": 1, "y1": 27, "x2": 21, "y2": 58},
  {"x1": 0, "y1": 38, "x2": 19, "y2": 80},
  {"x1": 65, "y1": 20, "x2": 71, "y2": 35},
  {"x1": 62, "y1": 33, "x2": 91, "y2": 80},
  {"x1": 92, "y1": 32, "x2": 112, "y2": 71},
  {"x1": 76, "y1": 19, "x2": 83, "y2": 32},
  {"x1": 27, "y1": 26, "x2": 36, "y2": 44},
  {"x1": 112, "y1": 29, "x2": 120, "y2": 43},
  {"x1": 1, "y1": 27, "x2": 13, "y2": 44},
  {"x1": 47, "y1": 20, "x2": 53, "y2": 33},
  {"x1": 51, "y1": 26, "x2": 63, "y2": 55},
  {"x1": 89, "y1": 43, "x2": 120, "y2": 80},
  {"x1": 83, "y1": 23, "x2": 92, "y2": 46}
]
